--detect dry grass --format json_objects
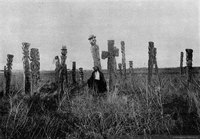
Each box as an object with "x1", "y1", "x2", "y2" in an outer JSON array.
[{"x1": 0, "y1": 74, "x2": 200, "y2": 138}]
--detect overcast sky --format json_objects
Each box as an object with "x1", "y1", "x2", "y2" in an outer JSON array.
[{"x1": 0, "y1": 0, "x2": 199, "y2": 70}]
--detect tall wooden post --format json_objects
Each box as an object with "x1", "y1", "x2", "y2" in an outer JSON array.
[
  {"x1": 72, "y1": 62, "x2": 76, "y2": 84},
  {"x1": 118, "y1": 63, "x2": 122, "y2": 79},
  {"x1": 186, "y1": 49, "x2": 193, "y2": 82},
  {"x1": 4, "y1": 54, "x2": 14, "y2": 96},
  {"x1": 148, "y1": 41, "x2": 154, "y2": 84},
  {"x1": 59, "y1": 46, "x2": 68, "y2": 97},
  {"x1": 79, "y1": 67, "x2": 84, "y2": 84},
  {"x1": 22, "y1": 42, "x2": 31, "y2": 94},
  {"x1": 88, "y1": 35, "x2": 102, "y2": 70},
  {"x1": 30, "y1": 48, "x2": 40, "y2": 94},
  {"x1": 153, "y1": 47, "x2": 158, "y2": 75},
  {"x1": 121, "y1": 41, "x2": 126, "y2": 79},
  {"x1": 180, "y1": 52, "x2": 184, "y2": 75},
  {"x1": 102, "y1": 40, "x2": 119, "y2": 91},
  {"x1": 129, "y1": 61, "x2": 134, "y2": 77}
]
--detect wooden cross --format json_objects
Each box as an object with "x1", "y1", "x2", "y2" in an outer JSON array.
[{"x1": 102, "y1": 40, "x2": 119, "y2": 91}]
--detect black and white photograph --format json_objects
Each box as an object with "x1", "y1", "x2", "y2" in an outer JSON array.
[{"x1": 0, "y1": 0, "x2": 199, "y2": 138}]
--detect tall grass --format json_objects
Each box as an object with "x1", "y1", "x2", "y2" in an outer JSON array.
[{"x1": 0, "y1": 74, "x2": 200, "y2": 138}]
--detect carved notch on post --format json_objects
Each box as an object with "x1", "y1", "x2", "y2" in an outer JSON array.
[{"x1": 102, "y1": 40, "x2": 119, "y2": 91}]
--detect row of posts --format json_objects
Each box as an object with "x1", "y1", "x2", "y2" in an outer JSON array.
[{"x1": 2, "y1": 40, "x2": 195, "y2": 95}]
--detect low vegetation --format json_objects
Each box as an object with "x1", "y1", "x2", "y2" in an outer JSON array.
[{"x1": 0, "y1": 74, "x2": 200, "y2": 138}]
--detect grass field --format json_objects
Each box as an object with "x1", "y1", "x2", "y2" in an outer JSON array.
[{"x1": 0, "y1": 68, "x2": 200, "y2": 138}]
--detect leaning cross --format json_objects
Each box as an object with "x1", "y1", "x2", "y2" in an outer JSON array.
[{"x1": 102, "y1": 40, "x2": 119, "y2": 91}]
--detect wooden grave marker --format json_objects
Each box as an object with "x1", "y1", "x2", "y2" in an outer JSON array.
[{"x1": 102, "y1": 40, "x2": 119, "y2": 91}]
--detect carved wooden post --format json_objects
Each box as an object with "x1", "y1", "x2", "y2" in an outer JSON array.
[
  {"x1": 118, "y1": 63, "x2": 122, "y2": 79},
  {"x1": 180, "y1": 52, "x2": 184, "y2": 75},
  {"x1": 186, "y1": 49, "x2": 193, "y2": 82},
  {"x1": 102, "y1": 40, "x2": 119, "y2": 91},
  {"x1": 72, "y1": 62, "x2": 76, "y2": 84},
  {"x1": 129, "y1": 61, "x2": 134, "y2": 77},
  {"x1": 22, "y1": 42, "x2": 31, "y2": 94},
  {"x1": 4, "y1": 54, "x2": 14, "y2": 96},
  {"x1": 121, "y1": 41, "x2": 126, "y2": 79},
  {"x1": 30, "y1": 48, "x2": 40, "y2": 94},
  {"x1": 148, "y1": 42, "x2": 154, "y2": 84},
  {"x1": 79, "y1": 67, "x2": 84, "y2": 84},
  {"x1": 59, "y1": 46, "x2": 68, "y2": 96},
  {"x1": 153, "y1": 47, "x2": 158, "y2": 75},
  {"x1": 88, "y1": 35, "x2": 102, "y2": 70}
]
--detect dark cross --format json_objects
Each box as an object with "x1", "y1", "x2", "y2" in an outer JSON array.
[
  {"x1": 4, "y1": 54, "x2": 14, "y2": 96},
  {"x1": 102, "y1": 40, "x2": 119, "y2": 91},
  {"x1": 186, "y1": 49, "x2": 193, "y2": 82},
  {"x1": 180, "y1": 52, "x2": 184, "y2": 75}
]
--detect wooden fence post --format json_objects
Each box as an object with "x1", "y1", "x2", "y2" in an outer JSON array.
[
  {"x1": 118, "y1": 63, "x2": 122, "y2": 79},
  {"x1": 180, "y1": 52, "x2": 184, "y2": 75},
  {"x1": 121, "y1": 41, "x2": 126, "y2": 79},
  {"x1": 72, "y1": 61, "x2": 76, "y2": 84},
  {"x1": 185, "y1": 49, "x2": 193, "y2": 82},
  {"x1": 88, "y1": 35, "x2": 102, "y2": 70},
  {"x1": 148, "y1": 41, "x2": 154, "y2": 84},
  {"x1": 4, "y1": 54, "x2": 14, "y2": 96},
  {"x1": 30, "y1": 48, "x2": 40, "y2": 94},
  {"x1": 102, "y1": 40, "x2": 119, "y2": 91},
  {"x1": 129, "y1": 61, "x2": 134, "y2": 77},
  {"x1": 22, "y1": 42, "x2": 31, "y2": 94}
]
